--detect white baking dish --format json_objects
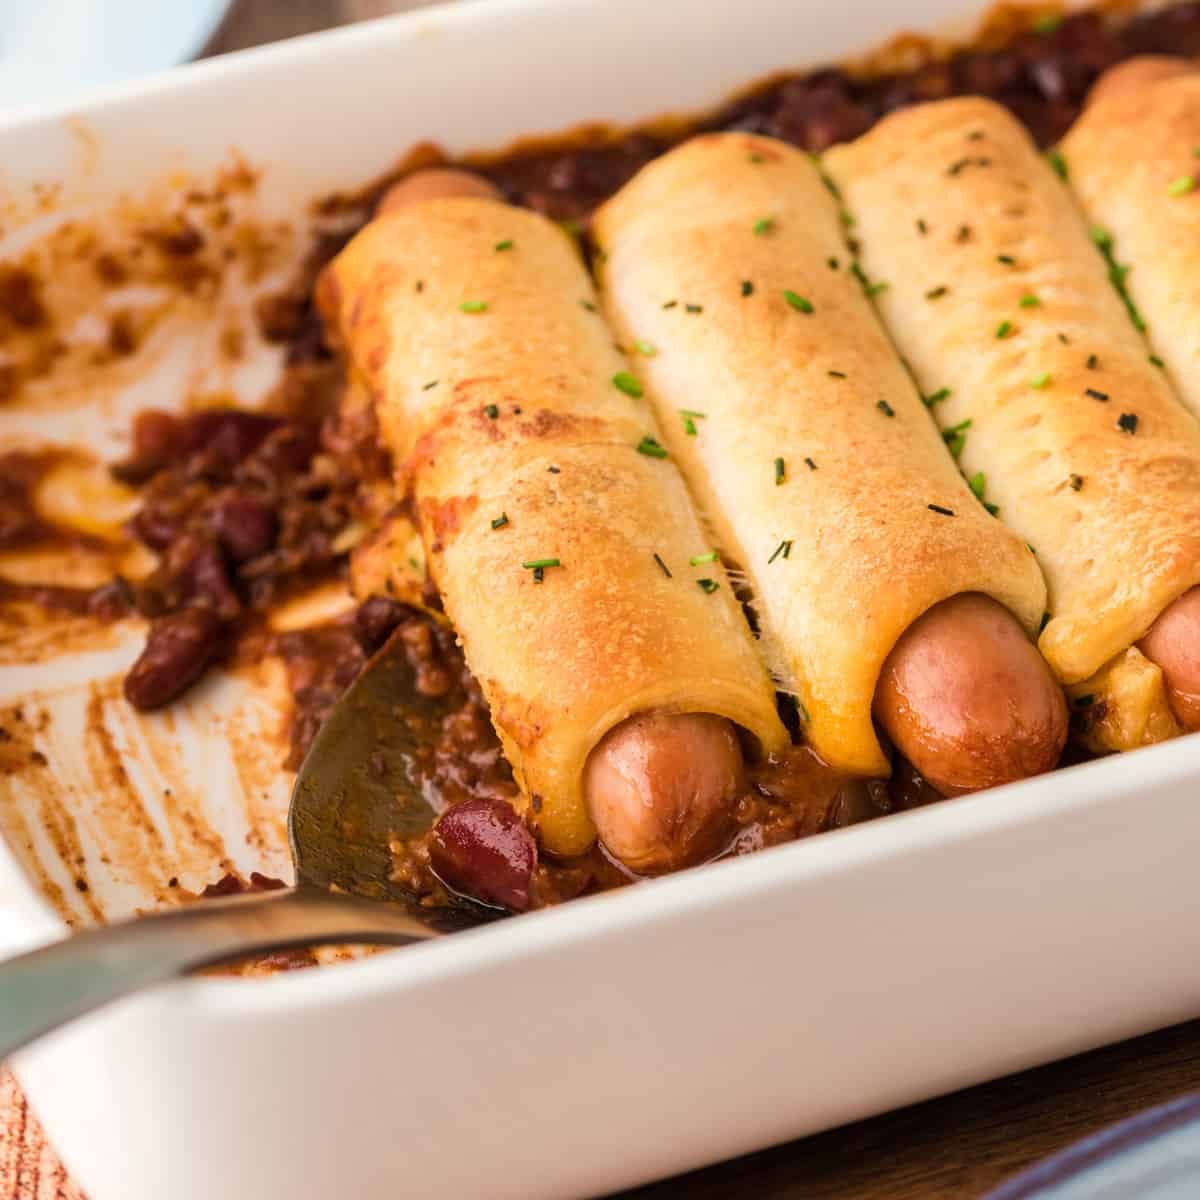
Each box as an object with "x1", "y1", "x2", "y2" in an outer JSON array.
[{"x1": 3, "y1": 1, "x2": 1200, "y2": 1197}]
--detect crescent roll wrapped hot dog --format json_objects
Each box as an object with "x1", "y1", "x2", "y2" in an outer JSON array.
[
  {"x1": 1062, "y1": 58, "x2": 1200, "y2": 731},
  {"x1": 826, "y1": 97, "x2": 1200, "y2": 749},
  {"x1": 593, "y1": 133, "x2": 1060, "y2": 791},
  {"x1": 317, "y1": 174, "x2": 787, "y2": 870}
]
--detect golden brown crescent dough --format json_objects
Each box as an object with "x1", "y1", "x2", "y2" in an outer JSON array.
[
  {"x1": 593, "y1": 132, "x2": 1046, "y2": 777},
  {"x1": 825, "y1": 96, "x2": 1200, "y2": 749},
  {"x1": 317, "y1": 198, "x2": 787, "y2": 856},
  {"x1": 1062, "y1": 56, "x2": 1200, "y2": 419}
]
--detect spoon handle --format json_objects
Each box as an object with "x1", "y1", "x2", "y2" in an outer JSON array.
[{"x1": 0, "y1": 886, "x2": 439, "y2": 1061}]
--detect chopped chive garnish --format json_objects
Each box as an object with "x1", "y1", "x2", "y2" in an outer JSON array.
[
  {"x1": 924, "y1": 387, "x2": 952, "y2": 407},
  {"x1": 943, "y1": 418, "x2": 971, "y2": 458},
  {"x1": 827, "y1": 257, "x2": 840, "y2": 271},
  {"x1": 1027, "y1": 543, "x2": 1037, "y2": 555},
  {"x1": 877, "y1": 399, "x2": 896, "y2": 417},
  {"x1": 917, "y1": 218, "x2": 928, "y2": 235},
  {"x1": 947, "y1": 156, "x2": 990, "y2": 176},
  {"x1": 680, "y1": 408, "x2": 705, "y2": 435},
  {"x1": 634, "y1": 339, "x2": 656, "y2": 357},
  {"x1": 1030, "y1": 371, "x2": 1052, "y2": 389},
  {"x1": 1039, "y1": 611, "x2": 1051, "y2": 632},
  {"x1": 547, "y1": 465, "x2": 560, "y2": 473},
  {"x1": 1150, "y1": 354, "x2": 1166, "y2": 368},
  {"x1": 690, "y1": 551, "x2": 719, "y2": 566},
  {"x1": 997, "y1": 254, "x2": 1016, "y2": 266},
  {"x1": 1085, "y1": 387, "x2": 1109, "y2": 401},
  {"x1": 749, "y1": 152, "x2": 766, "y2": 164},
  {"x1": 1092, "y1": 228, "x2": 1146, "y2": 331},
  {"x1": 685, "y1": 303, "x2": 703, "y2": 313},
  {"x1": 925, "y1": 285, "x2": 949, "y2": 300},
  {"x1": 1033, "y1": 13, "x2": 1062, "y2": 33},
  {"x1": 1073, "y1": 693, "x2": 1096, "y2": 708},
  {"x1": 753, "y1": 216, "x2": 776, "y2": 236},
  {"x1": 741, "y1": 280, "x2": 754, "y2": 296},
  {"x1": 1117, "y1": 412, "x2": 1139, "y2": 434},
  {"x1": 653, "y1": 553, "x2": 672, "y2": 578},
  {"x1": 1087, "y1": 353, "x2": 1099, "y2": 369},
  {"x1": 804, "y1": 456, "x2": 817, "y2": 470},
  {"x1": 683, "y1": 418, "x2": 697, "y2": 436},
  {"x1": 1048, "y1": 149, "x2": 1068, "y2": 180},
  {"x1": 957, "y1": 224, "x2": 972, "y2": 242},
  {"x1": 839, "y1": 208, "x2": 855, "y2": 227},
  {"x1": 996, "y1": 319, "x2": 1013, "y2": 339},
  {"x1": 662, "y1": 300, "x2": 678, "y2": 309},
  {"x1": 1058, "y1": 332, "x2": 1070, "y2": 344},
  {"x1": 828, "y1": 370, "x2": 847, "y2": 379},
  {"x1": 1069, "y1": 474, "x2": 1084, "y2": 491},
  {"x1": 459, "y1": 300, "x2": 488, "y2": 313},
  {"x1": 637, "y1": 435, "x2": 669, "y2": 458},
  {"x1": 969, "y1": 471, "x2": 986, "y2": 499},
  {"x1": 1019, "y1": 293, "x2": 1041, "y2": 308},
  {"x1": 491, "y1": 513, "x2": 509, "y2": 530},
  {"x1": 984, "y1": 501, "x2": 1000, "y2": 516},
  {"x1": 415, "y1": 279, "x2": 425, "y2": 293},
  {"x1": 494, "y1": 239, "x2": 514, "y2": 252},
  {"x1": 1194, "y1": 147, "x2": 1200, "y2": 158},
  {"x1": 1169, "y1": 174, "x2": 1196, "y2": 196},
  {"x1": 928, "y1": 504, "x2": 955, "y2": 516},
  {"x1": 697, "y1": 578, "x2": 720, "y2": 594},
  {"x1": 784, "y1": 290, "x2": 814, "y2": 313},
  {"x1": 523, "y1": 557, "x2": 560, "y2": 570},
  {"x1": 867, "y1": 281, "x2": 890, "y2": 297},
  {"x1": 820, "y1": 172, "x2": 841, "y2": 199},
  {"x1": 613, "y1": 371, "x2": 643, "y2": 398},
  {"x1": 422, "y1": 379, "x2": 439, "y2": 390},
  {"x1": 579, "y1": 298, "x2": 597, "y2": 312},
  {"x1": 768, "y1": 539, "x2": 793, "y2": 564},
  {"x1": 483, "y1": 404, "x2": 500, "y2": 418},
  {"x1": 679, "y1": 408, "x2": 706, "y2": 418},
  {"x1": 775, "y1": 456, "x2": 786, "y2": 485}
]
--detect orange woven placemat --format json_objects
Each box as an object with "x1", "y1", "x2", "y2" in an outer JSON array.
[{"x1": 0, "y1": 1075, "x2": 81, "y2": 1200}]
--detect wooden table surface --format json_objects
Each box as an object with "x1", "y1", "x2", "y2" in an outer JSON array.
[{"x1": 3, "y1": 3, "x2": 1198, "y2": 1197}]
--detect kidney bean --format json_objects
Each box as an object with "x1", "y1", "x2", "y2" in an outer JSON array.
[
  {"x1": 123, "y1": 607, "x2": 225, "y2": 710},
  {"x1": 183, "y1": 410, "x2": 282, "y2": 466},
  {"x1": 207, "y1": 491, "x2": 277, "y2": 562},
  {"x1": 430, "y1": 798, "x2": 536, "y2": 912},
  {"x1": 186, "y1": 542, "x2": 241, "y2": 617},
  {"x1": 111, "y1": 410, "x2": 186, "y2": 482},
  {"x1": 354, "y1": 595, "x2": 406, "y2": 652},
  {"x1": 140, "y1": 537, "x2": 240, "y2": 619}
]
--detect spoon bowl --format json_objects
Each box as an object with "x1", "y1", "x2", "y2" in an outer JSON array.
[{"x1": 0, "y1": 632, "x2": 490, "y2": 1061}]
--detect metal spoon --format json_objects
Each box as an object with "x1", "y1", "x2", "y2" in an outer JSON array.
[{"x1": 0, "y1": 634, "x2": 490, "y2": 1060}]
